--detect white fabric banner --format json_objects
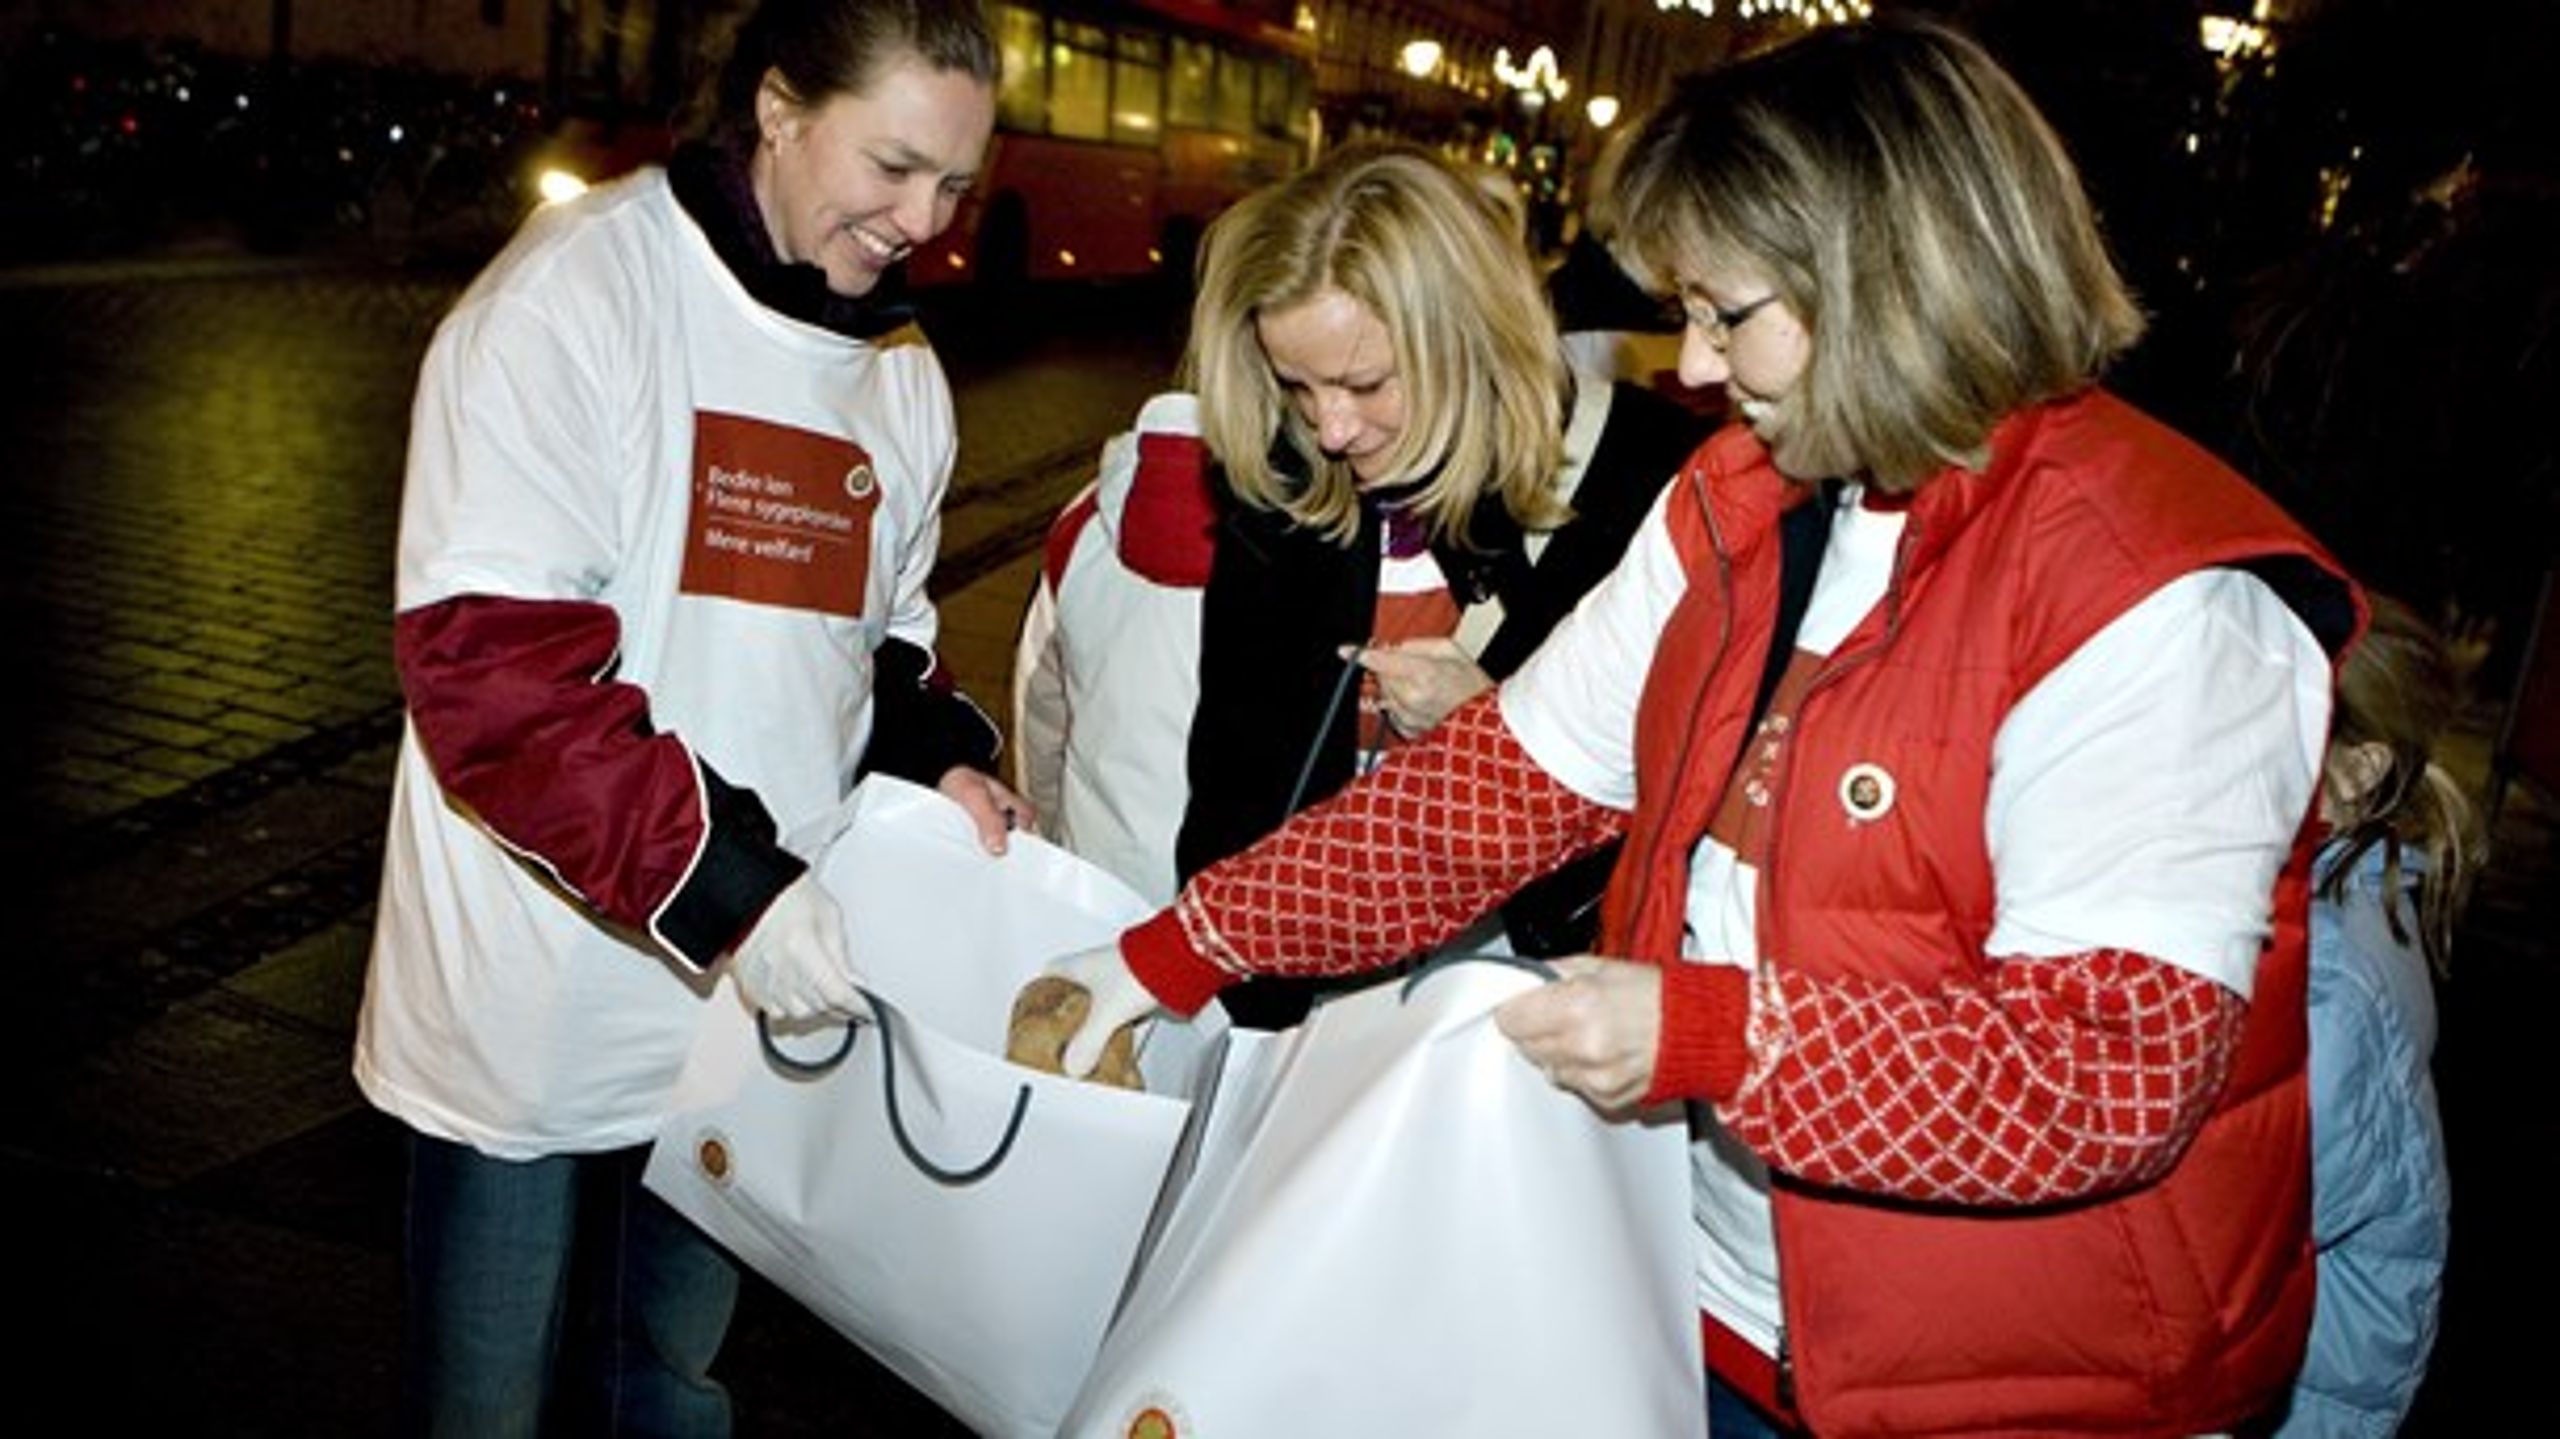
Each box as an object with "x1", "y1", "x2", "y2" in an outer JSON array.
[{"x1": 1062, "y1": 960, "x2": 1703, "y2": 1439}]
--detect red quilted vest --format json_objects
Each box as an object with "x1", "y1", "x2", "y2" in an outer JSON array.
[{"x1": 1602, "y1": 391, "x2": 2357, "y2": 1436}]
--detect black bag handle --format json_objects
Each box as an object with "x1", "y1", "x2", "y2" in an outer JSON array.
[
  {"x1": 1282, "y1": 647, "x2": 1368, "y2": 818},
  {"x1": 756, "y1": 989, "x2": 1032, "y2": 1187}
]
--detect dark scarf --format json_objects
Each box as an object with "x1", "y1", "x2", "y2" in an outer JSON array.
[
  {"x1": 1369, "y1": 478, "x2": 1435, "y2": 560},
  {"x1": 1264, "y1": 435, "x2": 1511, "y2": 601},
  {"x1": 665, "y1": 141, "x2": 918, "y2": 341}
]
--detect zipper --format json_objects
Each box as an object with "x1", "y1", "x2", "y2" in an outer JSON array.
[{"x1": 1750, "y1": 504, "x2": 1917, "y2": 1429}]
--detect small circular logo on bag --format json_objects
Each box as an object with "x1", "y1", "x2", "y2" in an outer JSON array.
[
  {"x1": 844, "y1": 463, "x2": 877, "y2": 500},
  {"x1": 695, "y1": 1130, "x2": 734, "y2": 1186},
  {"x1": 1124, "y1": 1392, "x2": 1189, "y2": 1438},
  {"x1": 1838, "y1": 761, "x2": 1896, "y2": 822}
]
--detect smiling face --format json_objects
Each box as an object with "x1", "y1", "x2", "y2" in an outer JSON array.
[
  {"x1": 752, "y1": 53, "x2": 995, "y2": 298},
  {"x1": 1254, "y1": 287, "x2": 1409, "y2": 487}
]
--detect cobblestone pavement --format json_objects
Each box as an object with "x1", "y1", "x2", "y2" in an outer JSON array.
[
  {"x1": 1, "y1": 252, "x2": 1178, "y2": 1434},
  {"x1": 3, "y1": 249, "x2": 2551, "y2": 1434}
]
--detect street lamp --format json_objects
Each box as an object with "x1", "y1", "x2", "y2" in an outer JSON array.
[
  {"x1": 1585, "y1": 94, "x2": 1620, "y2": 129},
  {"x1": 1400, "y1": 40, "x2": 1442, "y2": 80}
]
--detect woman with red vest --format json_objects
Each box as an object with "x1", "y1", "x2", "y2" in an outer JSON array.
[{"x1": 1045, "y1": 18, "x2": 2360, "y2": 1436}]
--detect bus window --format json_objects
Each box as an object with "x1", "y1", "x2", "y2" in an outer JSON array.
[
  {"x1": 1167, "y1": 36, "x2": 1214, "y2": 130},
  {"x1": 1212, "y1": 47, "x2": 1254, "y2": 135},
  {"x1": 1254, "y1": 54, "x2": 1296, "y2": 140},
  {"x1": 994, "y1": 3, "x2": 1046, "y2": 133},
  {"x1": 1111, "y1": 28, "x2": 1165, "y2": 144},
  {"x1": 1049, "y1": 20, "x2": 1112, "y2": 140}
]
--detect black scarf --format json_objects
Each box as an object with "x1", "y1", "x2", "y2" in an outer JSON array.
[
  {"x1": 1262, "y1": 433, "x2": 1513, "y2": 606},
  {"x1": 665, "y1": 141, "x2": 919, "y2": 341}
]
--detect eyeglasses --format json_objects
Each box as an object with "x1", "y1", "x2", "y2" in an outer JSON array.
[{"x1": 1683, "y1": 292, "x2": 1782, "y2": 351}]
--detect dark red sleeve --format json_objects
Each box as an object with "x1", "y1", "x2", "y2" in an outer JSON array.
[{"x1": 394, "y1": 593, "x2": 802, "y2": 969}]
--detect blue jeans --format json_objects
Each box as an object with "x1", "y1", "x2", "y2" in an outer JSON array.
[
  {"x1": 402, "y1": 1131, "x2": 739, "y2": 1437},
  {"x1": 1708, "y1": 1368, "x2": 1797, "y2": 1439}
]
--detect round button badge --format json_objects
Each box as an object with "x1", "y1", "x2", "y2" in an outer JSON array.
[
  {"x1": 695, "y1": 1131, "x2": 734, "y2": 1186},
  {"x1": 1838, "y1": 761, "x2": 1896, "y2": 822}
]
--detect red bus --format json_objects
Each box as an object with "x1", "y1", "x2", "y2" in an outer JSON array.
[{"x1": 913, "y1": 0, "x2": 1318, "y2": 289}]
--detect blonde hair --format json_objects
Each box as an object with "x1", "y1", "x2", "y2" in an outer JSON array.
[
  {"x1": 1608, "y1": 17, "x2": 2144, "y2": 488},
  {"x1": 2323, "y1": 594, "x2": 2483, "y2": 975},
  {"x1": 1182, "y1": 142, "x2": 1565, "y2": 545}
]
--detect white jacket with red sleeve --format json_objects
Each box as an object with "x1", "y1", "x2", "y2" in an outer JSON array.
[
  {"x1": 1011, "y1": 392, "x2": 1214, "y2": 905},
  {"x1": 356, "y1": 167, "x2": 985, "y2": 1158}
]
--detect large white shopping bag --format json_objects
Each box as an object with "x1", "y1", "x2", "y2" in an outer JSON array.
[
  {"x1": 643, "y1": 776, "x2": 1223, "y2": 1439},
  {"x1": 1063, "y1": 959, "x2": 1703, "y2": 1439}
]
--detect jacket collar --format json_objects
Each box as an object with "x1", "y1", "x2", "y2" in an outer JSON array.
[
  {"x1": 1892, "y1": 398, "x2": 2063, "y2": 576},
  {"x1": 665, "y1": 141, "x2": 919, "y2": 341},
  {"x1": 1696, "y1": 393, "x2": 2079, "y2": 574},
  {"x1": 1691, "y1": 422, "x2": 1819, "y2": 566}
]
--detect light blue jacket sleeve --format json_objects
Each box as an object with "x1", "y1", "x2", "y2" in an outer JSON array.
[{"x1": 2275, "y1": 843, "x2": 2451, "y2": 1438}]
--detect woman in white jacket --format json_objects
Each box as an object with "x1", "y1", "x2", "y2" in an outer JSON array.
[
  {"x1": 1011, "y1": 392, "x2": 1214, "y2": 905},
  {"x1": 357, "y1": 2, "x2": 1024, "y2": 1429}
]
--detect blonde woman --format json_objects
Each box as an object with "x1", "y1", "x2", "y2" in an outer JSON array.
[
  {"x1": 1050, "y1": 20, "x2": 2364, "y2": 1434},
  {"x1": 1173, "y1": 140, "x2": 1705, "y2": 1027}
]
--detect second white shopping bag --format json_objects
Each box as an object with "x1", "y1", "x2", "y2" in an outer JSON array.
[
  {"x1": 1062, "y1": 958, "x2": 1703, "y2": 1439},
  {"x1": 643, "y1": 775, "x2": 1223, "y2": 1439}
]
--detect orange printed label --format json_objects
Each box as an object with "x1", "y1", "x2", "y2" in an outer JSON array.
[{"x1": 681, "y1": 410, "x2": 878, "y2": 618}]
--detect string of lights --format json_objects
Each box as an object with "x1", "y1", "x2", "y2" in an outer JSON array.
[{"x1": 1653, "y1": 0, "x2": 1874, "y2": 28}]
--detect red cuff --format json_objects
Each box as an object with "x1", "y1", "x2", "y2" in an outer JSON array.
[
  {"x1": 1646, "y1": 962, "x2": 1753, "y2": 1105},
  {"x1": 1123, "y1": 907, "x2": 1231, "y2": 1017}
]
